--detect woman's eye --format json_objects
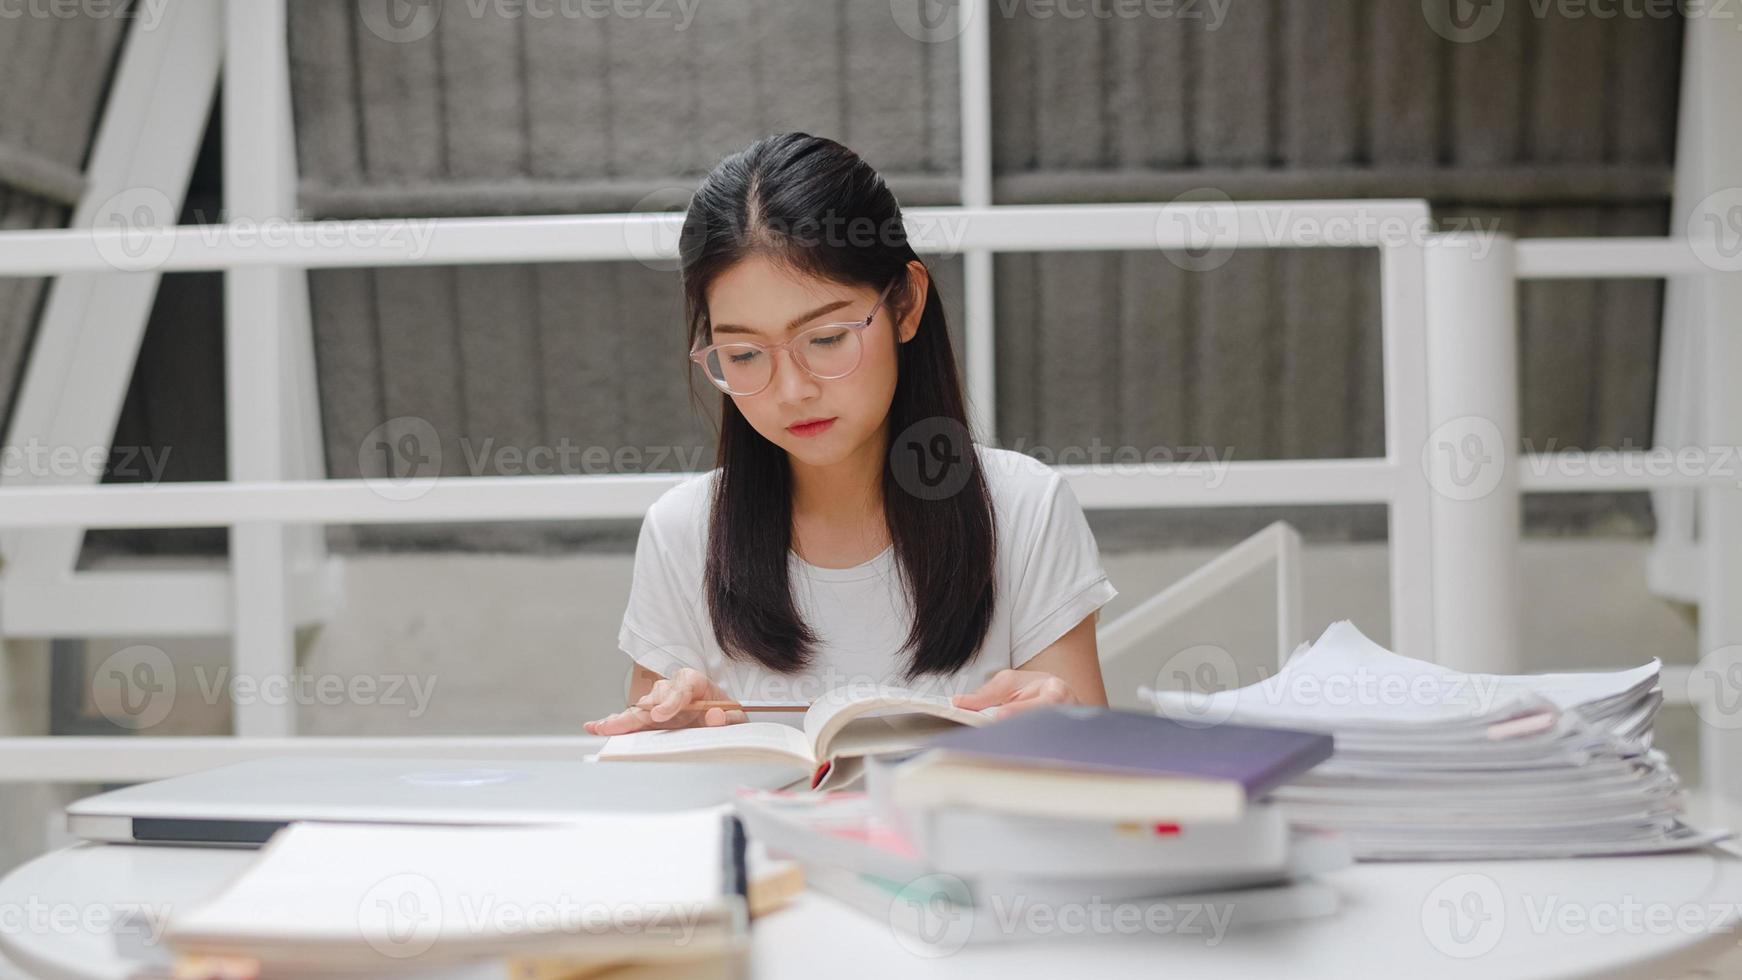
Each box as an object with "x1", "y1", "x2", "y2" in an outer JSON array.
[
  {"x1": 809, "y1": 331, "x2": 846, "y2": 347},
  {"x1": 727, "y1": 350, "x2": 761, "y2": 364}
]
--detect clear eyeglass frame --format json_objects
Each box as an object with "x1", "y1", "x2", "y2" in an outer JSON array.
[{"x1": 688, "y1": 278, "x2": 899, "y2": 396}]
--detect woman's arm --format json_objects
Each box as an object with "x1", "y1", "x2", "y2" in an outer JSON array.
[
  {"x1": 626, "y1": 662, "x2": 662, "y2": 704},
  {"x1": 952, "y1": 612, "x2": 1108, "y2": 716}
]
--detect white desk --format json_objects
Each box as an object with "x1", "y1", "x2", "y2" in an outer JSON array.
[{"x1": 3, "y1": 840, "x2": 1741, "y2": 980}]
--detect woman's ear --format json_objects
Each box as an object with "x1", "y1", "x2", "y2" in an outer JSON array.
[{"x1": 896, "y1": 259, "x2": 929, "y2": 344}]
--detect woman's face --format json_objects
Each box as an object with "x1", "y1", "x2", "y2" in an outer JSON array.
[{"x1": 703, "y1": 256, "x2": 919, "y2": 470}]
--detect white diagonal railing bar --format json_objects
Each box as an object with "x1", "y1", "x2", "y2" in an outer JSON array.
[{"x1": 1097, "y1": 521, "x2": 1304, "y2": 671}]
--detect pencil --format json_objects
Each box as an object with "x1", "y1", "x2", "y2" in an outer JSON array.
[{"x1": 686, "y1": 700, "x2": 810, "y2": 713}]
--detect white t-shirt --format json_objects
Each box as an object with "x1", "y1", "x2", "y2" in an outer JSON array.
[{"x1": 615, "y1": 445, "x2": 1117, "y2": 704}]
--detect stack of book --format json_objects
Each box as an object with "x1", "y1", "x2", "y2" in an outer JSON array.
[
  {"x1": 1142, "y1": 620, "x2": 1732, "y2": 860},
  {"x1": 735, "y1": 706, "x2": 1349, "y2": 947}
]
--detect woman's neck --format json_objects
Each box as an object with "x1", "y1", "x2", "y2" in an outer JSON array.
[{"x1": 788, "y1": 422, "x2": 889, "y2": 564}]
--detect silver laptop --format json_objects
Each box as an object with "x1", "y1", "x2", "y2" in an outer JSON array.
[{"x1": 66, "y1": 756, "x2": 801, "y2": 847}]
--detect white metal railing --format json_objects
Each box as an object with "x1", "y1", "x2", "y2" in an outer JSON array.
[
  {"x1": 0, "y1": 0, "x2": 1733, "y2": 801},
  {"x1": 0, "y1": 194, "x2": 1441, "y2": 779}
]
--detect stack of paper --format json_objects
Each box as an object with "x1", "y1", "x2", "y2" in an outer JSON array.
[{"x1": 1141, "y1": 620, "x2": 1731, "y2": 860}]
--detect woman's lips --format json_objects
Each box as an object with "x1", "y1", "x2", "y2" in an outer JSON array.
[{"x1": 786, "y1": 417, "x2": 837, "y2": 437}]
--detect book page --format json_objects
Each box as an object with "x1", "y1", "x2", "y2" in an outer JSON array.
[
  {"x1": 598, "y1": 722, "x2": 814, "y2": 767},
  {"x1": 805, "y1": 685, "x2": 994, "y2": 759}
]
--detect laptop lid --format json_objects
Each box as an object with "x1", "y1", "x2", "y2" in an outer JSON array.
[{"x1": 66, "y1": 755, "x2": 801, "y2": 847}]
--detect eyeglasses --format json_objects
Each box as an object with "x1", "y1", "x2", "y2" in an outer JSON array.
[{"x1": 689, "y1": 279, "x2": 898, "y2": 396}]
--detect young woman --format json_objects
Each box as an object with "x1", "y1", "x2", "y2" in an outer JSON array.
[{"x1": 584, "y1": 133, "x2": 1116, "y2": 736}]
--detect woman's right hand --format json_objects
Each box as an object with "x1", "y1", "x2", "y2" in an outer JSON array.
[{"x1": 583, "y1": 668, "x2": 747, "y2": 735}]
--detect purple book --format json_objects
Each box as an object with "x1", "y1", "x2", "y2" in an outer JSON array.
[{"x1": 920, "y1": 705, "x2": 1334, "y2": 798}]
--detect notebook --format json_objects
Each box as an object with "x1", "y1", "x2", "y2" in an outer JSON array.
[
  {"x1": 163, "y1": 810, "x2": 749, "y2": 971},
  {"x1": 596, "y1": 685, "x2": 996, "y2": 790},
  {"x1": 893, "y1": 706, "x2": 1335, "y2": 822}
]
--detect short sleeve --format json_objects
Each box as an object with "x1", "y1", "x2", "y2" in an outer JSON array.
[
  {"x1": 617, "y1": 507, "x2": 713, "y2": 680},
  {"x1": 1007, "y1": 474, "x2": 1118, "y2": 667}
]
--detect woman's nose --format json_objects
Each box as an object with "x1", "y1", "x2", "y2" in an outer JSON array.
[{"x1": 771, "y1": 348, "x2": 820, "y2": 403}]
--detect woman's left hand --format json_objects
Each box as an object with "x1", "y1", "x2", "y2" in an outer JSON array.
[{"x1": 952, "y1": 669, "x2": 1079, "y2": 719}]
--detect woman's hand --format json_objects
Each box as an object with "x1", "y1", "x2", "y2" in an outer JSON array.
[
  {"x1": 951, "y1": 668, "x2": 1081, "y2": 719},
  {"x1": 583, "y1": 668, "x2": 747, "y2": 735}
]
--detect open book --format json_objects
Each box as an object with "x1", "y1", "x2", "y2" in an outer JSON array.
[{"x1": 596, "y1": 686, "x2": 996, "y2": 790}]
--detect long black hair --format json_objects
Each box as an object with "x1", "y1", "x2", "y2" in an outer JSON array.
[{"x1": 678, "y1": 133, "x2": 996, "y2": 682}]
